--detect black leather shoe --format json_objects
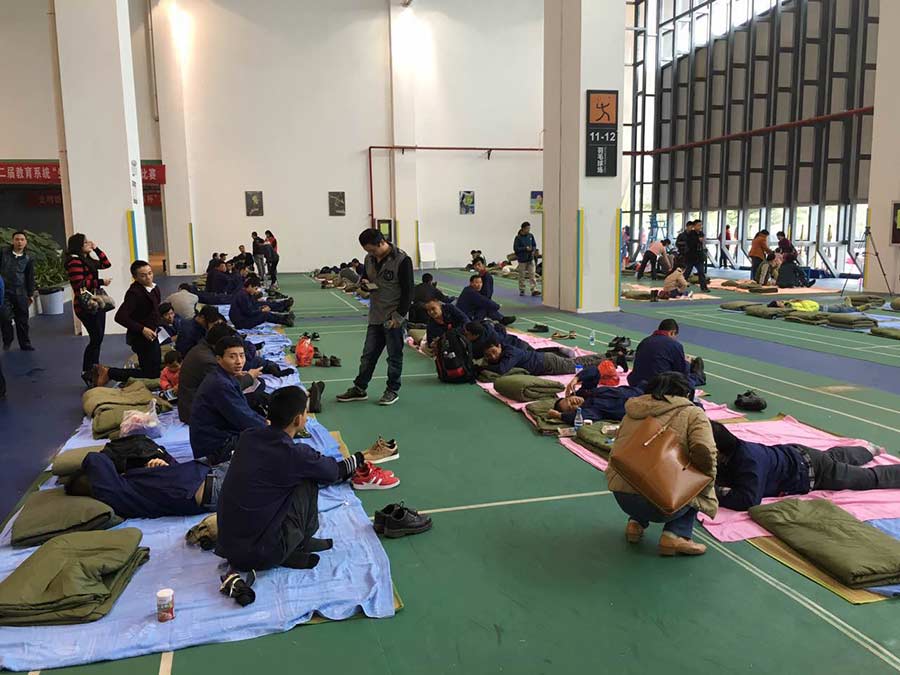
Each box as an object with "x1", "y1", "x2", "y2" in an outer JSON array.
[
  {"x1": 384, "y1": 505, "x2": 432, "y2": 538},
  {"x1": 373, "y1": 503, "x2": 402, "y2": 534}
]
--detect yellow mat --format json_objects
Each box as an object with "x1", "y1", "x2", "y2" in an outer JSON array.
[{"x1": 747, "y1": 537, "x2": 887, "y2": 605}]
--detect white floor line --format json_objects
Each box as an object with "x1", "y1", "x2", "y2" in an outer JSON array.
[
  {"x1": 330, "y1": 291, "x2": 362, "y2": 312},
  {"x1": 319, "y1": 372, "x2": 434, "y2": 384},
  {"x1": 158, "y1": 651, "x2": 173, "y2": 675},
  {"x1": 695, "y1": 532, "x2": 900, "y2": 672},
  {"x1": 419, "y1": 491, "x2": 612, "y2": 515},
  {"x1": 542, "y1": 315, "x2": 900, "y2": 418}
]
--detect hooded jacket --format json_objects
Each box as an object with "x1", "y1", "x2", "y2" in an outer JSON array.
[{"x1": 606, "y1": 395, "x2": 718, "y2": 517}]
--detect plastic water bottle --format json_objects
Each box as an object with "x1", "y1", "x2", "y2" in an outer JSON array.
[
  {"x1": 588, "y1": 330, "x2": 596, "y2": 347},
  {"x1": 574, "y1": 363, "x2": 583, "y2": 376},
  {"x1": 574, "y1": 407, "x2": 584, "y2": 429}
]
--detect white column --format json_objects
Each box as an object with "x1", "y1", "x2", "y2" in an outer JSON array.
[
  {"x1": 543, "y1": 0, "x2": 625, "y2": 312},
  {"x1": 865, "y1": 0, "x2": 900, "y2": 294},
  {"x1": 388, "y1": 0, "x2": 420, "y2": 263},
  {"x1": 55, "y1": 0, "x2": 147, "y2": 334},
  {"x1": 150, "y1": 0, "x2": 197, "y2": 275}
]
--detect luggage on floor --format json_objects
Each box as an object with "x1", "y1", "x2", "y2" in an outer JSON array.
[{"x1": 435, "y1": 328, "x2": 476, "y2": 383}]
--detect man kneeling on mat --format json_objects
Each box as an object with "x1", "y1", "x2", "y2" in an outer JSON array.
[
  {"x1": 548, "y1": 361, "x2": 644, "y2": 425},
  {"x1": 711, "y1": 420, "x2": 900, "y2": 511},
  {"x1": 215, "y1": 386, "x2": 381, "y2": 572},
  {"x1": 480, "y1": 341, "x2": 605, "y2": 376}
]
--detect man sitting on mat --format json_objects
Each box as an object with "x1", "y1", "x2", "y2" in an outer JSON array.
[
  {"x1": 229, "y1": 275, "x2": 295, "y2": 329},
  {"x1": 424, "y1": 299, "x2": 470, "y2": 349},
  {"x1": 456, "y1": 275, "x2": 516, "y2": 325},
  {"x1": 215, "y1": 386, "x2": 379, "y2": 572},
  {"x1": 628, "y1": 319, "x2": 705, "y2": 390},
  {"x1": 189, "y1": 335, "x2": 266, "y2": 464},
  {"x1": 472, "y1": 260, "x2": 495, "y2": 299},
  {"x1": 480, "y1": 341, "x2": 605, "y2": 377},
  {"x1": 549, "y1": 360, "x2": 644, "y2": 424},
  {"x1": 463, "y1": 320, "x2": 530, "y2": 359},
  {"x1": 711, "y1": 420, "x2": 900, "y2": 511}
]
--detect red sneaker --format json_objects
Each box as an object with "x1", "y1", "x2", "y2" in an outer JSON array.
[{"x1": 352, "y1": 464, "x2": 400, "y2": 490}]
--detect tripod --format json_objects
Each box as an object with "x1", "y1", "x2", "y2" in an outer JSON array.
[{"x1": 841, "y1": 225, "x2": 895, "y2": 298}]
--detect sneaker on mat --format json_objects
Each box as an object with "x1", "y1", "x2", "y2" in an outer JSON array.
[
  {"x1": 658, "y1": 532, "x2": 706, "y2": 556},
  {"x1": 384, "y1": 505, "x2": 432, "y2": 538},
  {"x1": 352, "y1": 464, "x2": 400, "y2": 490},
  {"x1": 377, "y1": 390, "x2": 399, "y2": 406},
  {"x1": 336, "y1": 386, "x2": 368, "y2": 402}
]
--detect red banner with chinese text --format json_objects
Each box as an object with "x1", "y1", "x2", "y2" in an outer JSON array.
[
  {"x1": 0, "y1": 162, "x2": 166, "y2": 185},
  {"x1": 26, "y1": 189, "x2": 162, "y2": 207}
]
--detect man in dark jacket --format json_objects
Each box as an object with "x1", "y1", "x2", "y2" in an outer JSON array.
[
  {"x1": 682, "y1": 220, "x2": 709, "y2": 292},
  {"x1": 463, "y1": 320, "x2": 529, "y2": 359},
  {"x1": 711, "y1": 421, "x2": 900, "y2": 511},
  {"x1": 251, "y1": 232, "x2": 267, "y2": 283},
  {"x1": 410, "y1": 273, "x2": 453, "y2": 323},
  {"x1": 473, "y1": 260, "x2": 494, "y2": 299},
  {"x1": 176, "y1": 305, "x2": 224, "y2": 357},
  {"x1": 424, "y1": 299, "x2": 470, "y2": 347},
  {"x1": 0, "y1": 275, "x2": 5, "y2": 398},
  {"x1": 627, "y1": 319, "x2": 704, "y2": 390},
  {"x1": 216, "y1": 386, "x2": 376, "y2": 572},
  {"x1": 111, "y1": 260, "x2": 162, "y2": 380},
  {"x1": 513, "y1": 222, "x2": 539, "y2": 297},
  {"x1": 230, "y1": 244, "x2": 255, "y2": 270},
  {"x1": 336, "y1": 229, "x2": 414, "y2": 406},
  {"x1": 229, "y1": 275, "x2": 294, "y2": 328},
  {"x1": 457, "y1": 276, "x2": 515, "y2": 324},
  {"x1": 0, "y1": 231, "x2": 36, "y2": 351},
  {"x1": 178, "y1": 323, "x2": 255, "y2": 423},
  {"x1": 481, "y1": 341, "x2": 603, "y2": 376},
  {"x1": 206, "y1": 261, "x2": 230, "y2": 294},
  {"x1": 189, "y1": 336, "x2": 266, "y2": 464}
]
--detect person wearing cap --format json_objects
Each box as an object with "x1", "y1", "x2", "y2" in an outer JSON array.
[{"x1": 550, "y1": 360, "x2": 644, "y2": 424}]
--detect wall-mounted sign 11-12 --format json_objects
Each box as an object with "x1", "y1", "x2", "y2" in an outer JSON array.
[{"x1": 585, "y1": 90, "x2": 618, "y2": 177}]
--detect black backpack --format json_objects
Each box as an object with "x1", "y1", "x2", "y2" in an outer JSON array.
[
  {"x1": 735, "y1": 390, "x2": 767, "y2": 412},
  {"x1": 435, "y1": 328, "x2": 475, "y2": 383}
]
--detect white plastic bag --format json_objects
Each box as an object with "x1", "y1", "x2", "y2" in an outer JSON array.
[{"x1": 119, "y1": 400, "x2": 162, "y2": 438}]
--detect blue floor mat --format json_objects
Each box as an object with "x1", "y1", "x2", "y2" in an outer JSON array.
[{"x1": 0, "y1": 321, "x2": 395, "y2": 671}]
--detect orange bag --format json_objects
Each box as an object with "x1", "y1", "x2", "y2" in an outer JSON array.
[{"x1": 294, "y1": 337, "x2": 315, "y2": 367}]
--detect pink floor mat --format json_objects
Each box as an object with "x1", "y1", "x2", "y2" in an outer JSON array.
[{"x1": 708, "y1": 279, "x2": 831, "y2": 295}]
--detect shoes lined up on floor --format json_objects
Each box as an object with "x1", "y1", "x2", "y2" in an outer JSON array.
[
  {"x1": 373, "y1": 502, "x2": 432, "y2": 538},
  {"x1": 314, "y1": 355, "x2": 342, "y2": 367},
  {"x1": 366, "y1": 437, "x2": 399, "y2": 463},
  {"x1": 336, "y1": 386, "x2": 399, "y2": 406}
]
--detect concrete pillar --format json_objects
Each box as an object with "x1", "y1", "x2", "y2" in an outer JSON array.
[
  {"x1": 150, "y1": 0, "x2": 197, "y2": 274},
  {"x1": 543, "y1": 0, "x2": 625, "y2": 312},
  {"x1": 865, "y1": 0, "x2": 900, "y2": 295},
  {"x1": 55, "y1": 0, "x2": 147, "y2": 334}
]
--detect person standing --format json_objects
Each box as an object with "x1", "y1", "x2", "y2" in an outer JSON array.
[
  {"x1": 65, "y1": 234, "x2": 113, "y2": 384},
  {"x1": 251, "y1": 232, "x2": 267, "y2": 284},
  {"x1": 0, "y1": 231, "x2": 36, "y2": 351},
  {"x1": 0, "y1": 274, "x2": 6, "y2": 399},
  {"x1": 719, "y1": 225, "x2": 733, "y2": 268},
  {"x1": 513, "y1": 222, "x2": 539, "y2": 297},
  {"x1": 264, "y1": 230, "x2": 279, "y2": 289},
  {"x1": 748, "y1": 229, "x2": 772, "y2": 281},
  {"x1": 682, "y1": 221, "x2": 709, "y2": 292},
  {"x1": 336, "y1": 229, "x2": 413, "y2": 406},
  {"x1": 636, "y1": 239, "x2": 671, "y2": 281},
  {"x1": 91, "y1": 260, "x2": 162, "y2": 386}
]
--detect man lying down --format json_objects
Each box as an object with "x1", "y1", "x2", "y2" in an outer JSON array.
[
  {"x1": 711, "y1": 420, "x2": 900, "y2": 511},
  {"x1": 548, "y1": 360, "x2": 644, "y2": 425}
]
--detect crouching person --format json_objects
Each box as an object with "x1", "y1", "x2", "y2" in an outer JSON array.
[{"x1": 215, "y1": 386, "x2": 379, "y2": 572}]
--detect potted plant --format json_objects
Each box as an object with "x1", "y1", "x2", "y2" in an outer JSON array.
[{"x1": 0, "y1": 228, "x2": 68, "y2": 315}]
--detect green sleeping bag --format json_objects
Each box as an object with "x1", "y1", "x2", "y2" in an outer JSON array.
[
  {"x1": 493, "y1": 374, "x2": 564, "y2": 402},
  {"x1": 11, "y1": 488, "x2": 122, "y2": 548},
  {"x1": 745, "y1": 304, "x2": 792, "y2": 319},
  {"x1": 720, "y1": 301, "x2": 759, "y2": 311},
  {"x1": 871, "y1": 327, "x2": 900, "y2": 341}
]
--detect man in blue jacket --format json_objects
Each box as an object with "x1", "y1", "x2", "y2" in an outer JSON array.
[
  {"x1": 216, "y1": 386, "x2": 378, "y2": 572},
  {"x1": 513, "y1": 222, "x2": 540, "y2": 297},
  {"x1": 627, "y1": 319, "x2": 705, "y2": 390},
  {"x1": 424, "y1": 299, "x2": 470, "y2": 348},
  {"x1": 711, "y1": 421, "x2": 900, "y2": 511},
  {"x1": 463, "y1": 320, "x2": 529, "y2": 359},
  {"x1": 473, "y1": 260, "x2": 495, "y2": 299},
  {"x1": 481, "y1": 340, "x2": 603, "y2": 376},
  {"x1": 0, "y1": 231, "x2": 36, "y2": 351},
  {"x1": 189, "y1": 335, "x2": 267, "y2": 464},
  {"x1": 206, "y1": 260, "x2": 230, "y2": 294},
  {"x1": 457, "y1": 276, "x2": 516, "y2": 325},
  {"x1": 176, "y1": 305, "x2": 224, "y2": 357},
  {"x1": 229, "y1": 275, "x2": 294, "y2": 328}
]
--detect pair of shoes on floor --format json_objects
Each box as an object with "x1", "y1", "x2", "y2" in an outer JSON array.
[
  {"x1": 374, "y1": 502, "x2": 432, "y2": 538},
  {"x1": 314, "y1": 355, "x2": 342, "y2": 367},
  {"x1": 551, "y1": 330, "x2": 577, "y2": 340},
  {"x1": 220, "y1": 569, "x2": 257, "y2": 606},
  {"x1": 307, "y1": 381, "x2": 325, "y2": 413},
  {"x1": 301, "y1": 331, "x2": 321, "y2": 341},
  {"x1": 336, "y1": 386, "x2": 399, "y2": 406},
  {"x1": 624, "y1": 522, "x2": 706, "y2": 556},
  {"x1": 366, "y1": 437, "x2": 399, "y2": 463},
  {"x1": 608, "y1": 336, "x2": 631, "y2": 350},
  {"x1": 352, "y1": 461, "x2": 400, "y2": 490},
  {"x1": 528, "y1": 324, "x2": 549, "y2": 333}
]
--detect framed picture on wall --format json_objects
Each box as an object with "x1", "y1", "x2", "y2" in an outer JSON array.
[
  {"x1": 245, "y1": 191, "x2": 264, "y2": 216},
  {"x1": 329, "y1": 191, "x2": 346, "y2": 216},
  {"x1": 530, "y1": 190, "x2": 543, "y2": 213},
  {"x1": 459, "y1": 190, "x2": 475, "y2": 215}
]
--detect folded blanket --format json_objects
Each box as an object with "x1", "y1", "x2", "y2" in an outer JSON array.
[
  {"x1": 748, "y1": 286, "x2": 779, "y2": 294},
  {"x1": 871, "y1": 326, "x2": 900, "y2": 341},
  {"x1": 0, "y1": 529, "x2": 149, "y2": 625},
  {"x1": 51, "y1": 445, "x2": 106, "y2": 476},
  {"x1": 494, "y1": 374, "x2": 564, "y2": 402},
  {"x1": 622, "y1": 290, "x2": 653, "y2": 300},
  {"x1": 721, "y1": 280, "x2": 741, "y2": 288},
  {"x1": 784, "y1": 311, "x2": 830, "y2": 326},
  {"x1": 477, "y1": 367, "x2": 529, "y2": 383},
  {"x1": 82, "y1": 382, "x2": 155, "y2": 418},
  {"x1": 720, "y1": 301, "x2": 759, "y2": 311},
  {"x1": 11, "y1": 488, "x2": 123, "y2": 547},
  {"x1": 574, "y1": 423, "x2": 615, "y2": 460},
  {"x1": 749, "y1": 499, "x2": 900, "y2": 588},
  {"x1": 523, "y1": 398, "x2": 567, "y2": 434},
  {"x1": 91, "y1": 397, "x2": 173, "y2": 439},
  {"x1": 122, "y1": 377, "x2": 161, "y2": 390},
  {"x1": 848, "y1": 294, "x2": 884, "y2": 307},
  {"x1": 745, "y1": 305, "x2": 792, "y2": 319},
  {"x1": 826, "y1": 313, "x2": 878, "y2": 329}
]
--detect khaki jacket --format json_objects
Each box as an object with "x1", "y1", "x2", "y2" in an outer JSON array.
[
  {"x1": 663, "y1": 269, "x2": 688, "y2": 293},
  {"x1": 606, "y1": 395, "x2": 719, "y2": 518}
]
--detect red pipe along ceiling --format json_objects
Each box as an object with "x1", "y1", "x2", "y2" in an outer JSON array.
[{"x1": 367, "y1": 145, "x2": 543, "y2": 226}]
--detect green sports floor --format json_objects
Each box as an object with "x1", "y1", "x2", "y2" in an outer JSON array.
[{"x1": 39, "y1": 272, "x2": 900, "y2": 675}]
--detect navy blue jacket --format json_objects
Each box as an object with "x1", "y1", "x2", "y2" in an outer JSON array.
[
  {"x1": 469, "y1": 322, "x2": 529, "y2": 359},
  {"x1": 190, "y1": 366, "x2": 266, "y2": 463},
  {"x1": 479, "y1": 272, "x2": 494, "y2": 299},
  {"x1": 514, "y1": 232, "x2": 537, "y2": 263},
  {"x1": 627, "y1": 333, "x2": 690, "y2": 388},
  {"x1": 426, "y1": 303, "x2": 470, "y2": 343},
  {"x1": 224, "y1": 272, "x2": 244, "y2": 294},
  {"x1": 561, "y1": 385, "x2": 644, "y2": 425},
  {"x1": 229, "y1": 289, "x2": 268, "y2": 329},
  {"x1": 457, "y1": 286, "x2": 500, "y2": 322},
  {"x1": 484, "y1": 345, "x2": 545, "y2": 375},
  {"x1": 82, "y1": 452, "x2": 209, "y2": 519},
  {"x1": 206, "y1": 268, "x2": 230, "y2": 294},
  {"x1": 176, "y1": 318, "x2": 206, "y2": 357},
  {"x1": 215, "y1": 426, "x2": 363, "y2": 570}
]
